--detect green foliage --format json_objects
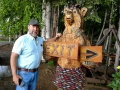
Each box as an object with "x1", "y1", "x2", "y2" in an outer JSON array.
[
  {"x1": 85, "y1": 12, "x2": 101, "y2": 23},
  {"x1": 0, "y1": 0, "x2": 42, "y2": 37},
  {"x1": 0, "y1": 0, "x2": 119, "y2": 41},
  {"x1": 51, "y1": 0, "x2": 119, "y2": 40},
  {"x1": 107, "y1": 68, "x2": 120, "y2": 90},
  {"x1": 47, "y1": 61, "x2": 54, "y2": 66},
  {"x1": 101, "y1": 0, "x2": 114, "y2": 7}
]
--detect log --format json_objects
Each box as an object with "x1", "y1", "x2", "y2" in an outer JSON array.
[{"x1": 0, "y1": 43, "x2": 13, "y2": 65}]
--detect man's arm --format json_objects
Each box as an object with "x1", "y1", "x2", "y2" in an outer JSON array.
[{"x1": 10, "y1": 52, "x2": 21, "y2": 85}]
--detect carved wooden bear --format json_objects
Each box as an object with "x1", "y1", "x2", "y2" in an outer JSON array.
[
  {"x1": 56, "y1": 6, "x2": 91, "y2": 69},
  {"x1": 43, "y1": 6, "x2": 91, "y2": 90}
]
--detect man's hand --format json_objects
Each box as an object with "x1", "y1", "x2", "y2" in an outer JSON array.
[
  {"x1": 13, "y1": 74, "x2": 22, "y2": 85},
  {"x1": 47, "y1": 33, "x2": 62, "y2": 41},
  {"x1": 55, "y1": 33, "x2": 62, "y2": 39}
]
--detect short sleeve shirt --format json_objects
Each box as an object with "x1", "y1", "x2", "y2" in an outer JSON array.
[{"x1": 12, "y1": 33, "x2": 44, "y2": 69}]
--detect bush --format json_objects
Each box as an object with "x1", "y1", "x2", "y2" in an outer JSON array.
[{"x1": 107, "y1": 66, "x2": 120, "y2": 90}]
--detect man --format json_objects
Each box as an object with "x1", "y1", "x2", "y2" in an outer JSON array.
[{"x1": 10, "y1": 19, "x2": 61, "y2": 90}]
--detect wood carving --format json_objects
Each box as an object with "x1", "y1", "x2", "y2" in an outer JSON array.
[
  {"x1": 56, "y1": 6, "x2": 91, "y2": 69},
  {"x1": 43, "y1": 5, "x2": 102, "y2": 90},
  {"x1": 51, "y1": 5, "x2": 91, "y2": 90},
  {"x1": 44, "y1": 41, "x2": 79, "y2": 59}
]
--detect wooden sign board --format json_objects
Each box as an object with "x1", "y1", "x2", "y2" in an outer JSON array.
[
  {"x1": 43, "y1": 41, "x2": 79, "y2": 59},
  {"x1": 80, "y1": 46, "x2": 102, "y2": 62},
  {"x1": 43, "y1": 41, "x2": 102, "y2": 62}
]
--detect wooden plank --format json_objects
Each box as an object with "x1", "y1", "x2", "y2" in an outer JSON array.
[
  {"x1": 43, "y1": 41, "x2": 79, "y2": 59},
  {"x1": 86, "y1": 77, "x2": 105, "y2": 84},
  {"x1": 80, "y1": 46, "x2": 102, "y2": 62},
  {"x1": 43, "y1": 41, "x2": 102, "y2": 62}
]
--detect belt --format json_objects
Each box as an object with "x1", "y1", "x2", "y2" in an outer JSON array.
[{"x1": 18, "y1": 68, "x2": 38, "y2": 72}]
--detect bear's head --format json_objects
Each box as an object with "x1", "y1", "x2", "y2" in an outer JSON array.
[{"x1": 63, "y1": 5, "x2": 87, "y2": 29}]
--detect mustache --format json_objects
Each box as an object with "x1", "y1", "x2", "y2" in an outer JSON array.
[{"x1": 28, "y1": 31, "x2": 38, "y2": 38}]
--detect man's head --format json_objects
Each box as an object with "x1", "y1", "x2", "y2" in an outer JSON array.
[
  {"x1": 28, "y1": 19, "x2": 40, "y2": 38},
  {"x1": 28, "y1": 19, "x2": 39, "y2": 26}
]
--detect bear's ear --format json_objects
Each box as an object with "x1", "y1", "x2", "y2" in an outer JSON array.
[
  {"x1": 80, "y1": 7, "x2": 87, "y2": 17},
  {"x1": 64, "y1": 6, "x2": 69, "y2": 14}
]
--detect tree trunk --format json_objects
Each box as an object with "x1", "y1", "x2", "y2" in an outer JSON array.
[
  {"x1": 103, "y1": 2, "x2": 113, "y2": 74},
  {"x1": 41, "y1": 0, "x2": 46, "y2": 62},
  {"x1": 96, "y1": 10, "x2": 107, "y2": 45},
  {"x1": 104, "y1": 2, "x2": 113, "y2": 50},
  {"x1": 51, "y1": 6, "x2": 59, "y2": 38},
  {"x1": 45, "y1": 2, "x2": 51, "y2": 39},
  {"x1": 41, "y1": 0, "x2": 46, "y2": 39},
  {"x1": 114, "y1": 2, "x2": 120, "y2": 71}
]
